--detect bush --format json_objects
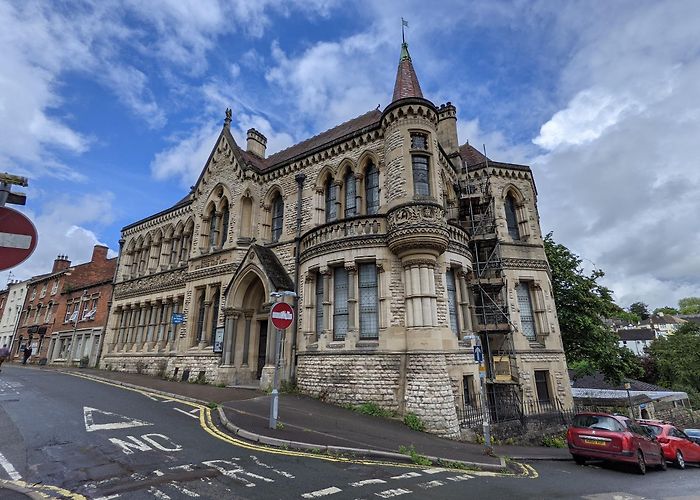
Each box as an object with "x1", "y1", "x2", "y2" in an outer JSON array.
[
  {"x1": 352, "y1": 402, "x2": 396, "y2": 418},
  {"x1": 398, "y1": 445, "x2": 432, "y2": 466},
  {"x1": 541, "y1": 434, "x2": 567, "y2": 448},
  {"x1": 403, "y1": 412, "x2": 425, "y2": 432}
]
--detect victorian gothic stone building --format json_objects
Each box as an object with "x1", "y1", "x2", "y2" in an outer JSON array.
[{"x1": 101, "y1": 43, "x2": 573, "y2": 438}]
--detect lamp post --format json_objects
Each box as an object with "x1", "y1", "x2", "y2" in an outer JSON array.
[{"x1": 268, "y1": 290, "x2": 296, "y2": 430}]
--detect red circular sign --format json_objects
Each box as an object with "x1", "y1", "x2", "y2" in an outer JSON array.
[
  {"x1": 0, "y1": 207, "x2": 38, "y2": 271},
  {"x1": 270, "y1": 302, "x2": 294, "y2": 330}
]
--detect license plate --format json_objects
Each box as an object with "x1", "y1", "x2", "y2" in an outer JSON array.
[{"x1": 583, "y1": 439, "x2": 607, "y2": 446}]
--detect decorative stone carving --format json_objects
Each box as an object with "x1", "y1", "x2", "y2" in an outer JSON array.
[{"x1": 386, "y1": 202, "x2": 449, "y2": 257}]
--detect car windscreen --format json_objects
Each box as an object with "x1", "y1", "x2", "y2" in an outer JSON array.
[
  {"x1": 685, "y1": 429, "x2": 700, "y2": 437},
  {"x1": 640, "y1": 424, "x2": 663, "y2": 436},
  {"x1": 572, "y1": 415, "x2": 623, "y2": 432}
]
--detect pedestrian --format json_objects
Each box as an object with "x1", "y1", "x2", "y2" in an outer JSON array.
[
  {"x1": 0, "y1": 344, "x2": 9, "y2": 372},
  {"x1": 22, "y1": 345, "x2": 32, "y2": 365}
]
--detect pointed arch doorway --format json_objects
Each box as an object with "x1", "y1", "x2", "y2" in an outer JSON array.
[{"x1": 222, "y1": 268, "x2": 274, "y2": 386}]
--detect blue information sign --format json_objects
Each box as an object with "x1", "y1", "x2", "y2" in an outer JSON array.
[{"x1": 171, "y1": 313, "x2": 185, "y2": 325}]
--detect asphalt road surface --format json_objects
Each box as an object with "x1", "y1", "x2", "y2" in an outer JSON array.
[{"x1": 0, "y1": 365, "x2": 698, "y2": 499}]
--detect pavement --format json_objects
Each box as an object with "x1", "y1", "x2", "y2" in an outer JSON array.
[{"x1": 48, "y1": 365, "x2": 570, "y2": 466}]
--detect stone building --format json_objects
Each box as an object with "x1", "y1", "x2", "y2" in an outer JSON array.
[
  {"x1": 101, "y1": 42, "x2": 573, "y2": 438},
  {"x1": 0, "y1": 279, "x2": 29, "y2": 349}
]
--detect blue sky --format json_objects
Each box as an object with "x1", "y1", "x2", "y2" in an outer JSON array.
[{"x1": 2, "y1": 0, "x2": 699, "y2": 310}]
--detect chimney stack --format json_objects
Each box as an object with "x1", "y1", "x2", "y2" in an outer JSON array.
[
  {"x1": 52, "y1": 255, "x2": 71, "y2": 273},
  {"x1": 246, "y1": 128, "x2": 268, "y2": 158},
  {"x1": 91, "y1": 244, "x2": 108, "y2": 262}
]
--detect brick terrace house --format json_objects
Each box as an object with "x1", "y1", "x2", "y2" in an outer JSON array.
[
  {"x1": 101, "y1": 42, "x2": 573, "y2": 439},
  {"x1": 14, "y1": 245, "x2": 116, "y2": 365}
]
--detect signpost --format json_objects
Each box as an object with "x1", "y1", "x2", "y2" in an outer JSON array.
[
  {"x1": 474, "y1": 337, "x2": 492, "y2": 453},
  {"x1": 0, "y1": 206, "x2": 37, "y2": 271},
  {"x1": 213, "y1": 327, "x2": 224, "y2": 353},
  {"x1": 171, "y1": 313, "x2": 185, "y2": 325},
  {"x1": 269, "y1": 293, "x2": 296, "y2": 430}
]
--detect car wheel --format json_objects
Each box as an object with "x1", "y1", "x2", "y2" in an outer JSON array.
[
  {"x1": 675, "y1": 450, "x2": 685, "y2": 470},
  {"x1": 573, "y1": 455, "x2": 586, "y2": 465},
  {"x1": 635, "y1": 450, "x2": 646, "y2": 475}
]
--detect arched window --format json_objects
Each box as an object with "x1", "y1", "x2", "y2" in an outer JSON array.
[
  {"x1": 365, "y1": 162, "x2": 379, "y2": 215},
  {"x1": 344, "y1": 172, "x2": 356, "y2": 218},
  {"x1": 210, "y1": 287, "x2": 220, "y2": 344},
  {"x1": 325, "y1": 178, "x2": 336, "y2": 222},
  {"x1": 271, "y1": 193, "x2": 284, "y2": 242},
  {"x1": 207, "y1": 206, "x2": 218, "y2": 250},
  {"x1": 505, "y1": 194, "x2": 520, "y2": 240},
  {"x1": 240, "y1": 196, "x2": 253, "y2": 239},
  {"x1": 220, "y1": 202, "x2": 229, "y2": 245},
  {"x1": 195, "y1": 289, "x2": 206, "y2": 343},
  {"x1": 412, "y1": 155, "x2": 430, "y2": 196}
]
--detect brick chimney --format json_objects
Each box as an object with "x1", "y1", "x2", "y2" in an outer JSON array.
[
  {"x1": 246, "y1": 128, "x2": 267, "y2": 158},
  {"x1": 91, "y1": 244, "x2": 108, "y2": 262},
  {"x1": 52, "y1": 255, "x2": 71, "y2": 273}
]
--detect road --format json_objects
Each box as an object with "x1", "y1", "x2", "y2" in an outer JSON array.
[{"x1": 0, "y1": 365, "x2": 697, "y2": 499}]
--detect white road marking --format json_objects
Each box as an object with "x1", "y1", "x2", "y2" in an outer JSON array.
[
  {"x1": 0, "y1": 232, "x2": 32, "y2": 249},
  {"x1": 173, "y1": 407, "x2": 199, "y2": 419},
  {"x1": 389, "y1": 472, "x2": 421, "y2": 480},
  {"x1": 0, "y1": 451, "x2": 22, "y2": 480},
  {"x1": 94, "y1": 495, "x2": 120, "y2": 500},
  {"x1": 84, "y1": 406, "x2": 152, "y2": 432},
  {"x1": 374, "y1": 488, "x2": 412, "y2": 498},
  {"x1": 141, "y1": 434, "x2": 183, "y2": 452},
  {"x1": 249, "y1": 455, "x2": 295, "y2": 478},
  {"x1": 202, "y1": 459, "x2": 274, "y2": 488},
  {"x1": 149, "y1": 487, "x2": 171, "y2": 499},
  {"x1": 301, "y1": 486, "x2": 343, "y2": 498},
  {"x1": 350, "y1": 479, "x2": 387, "y2": 487},
  {"x1": 421, "y1": 468, "x2": 446, "y2": 474},
  {"x1": 446, "y1": 474, "x2": 472, "y2": 481},
  {"x1": 168, "y1": 482, "x2": 199, "y2": 497},
  {"x1": 417, "y1": 480, "x2": 443, "y2": 489}
]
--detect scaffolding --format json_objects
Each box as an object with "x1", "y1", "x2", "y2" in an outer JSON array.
[{"x1": 457, "y1": 153, "x2": 521, "y2": 418}]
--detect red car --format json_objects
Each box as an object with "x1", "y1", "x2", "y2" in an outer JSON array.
[
  {"x1": 567, "y1": 412, "x2": 666, "y2": 474},
  {"x1": 639, "y1": 420, "x2": 700, "y2": 469}
]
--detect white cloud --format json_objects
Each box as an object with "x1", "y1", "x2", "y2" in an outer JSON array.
[
  {"x1": 533, "y1": 89, "x2": 642, "y2": 150},
  {"x1": 1, "y1": 193, "x2": 117, "y2": 283},
  {"x1": 150, "y1": 123, "x2": 222, "y2": 186}
]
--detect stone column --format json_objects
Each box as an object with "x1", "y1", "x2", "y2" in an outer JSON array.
[
  {"x1": 333, "y1": 181, "x2": 342, "y2": 219},
  {"x1": 164, "y1": 297, "x2": 177, "y2": 352},
  {"x1": 320, "y1": 268, "x2": 332, "y2": 335},
  {"x1": 403, "y1": 259, "x2": 438, "y2": 327},
  {"x1": 223, "y1": 311, "x2": 240, "y2": 366},
  {"x1": 242, "y1": 312, "x2": 253, "y2": 366},
  {"x1": 354, "y1": 173, "x2": 364, "y2": 215},
  {"x1": 199, "y1": 299, "x2": 212, "y2": 349},
  {"x1": 376, "y1": 262, "x2": 387, "y2": 329},
  {"x1": 345, "y1": 263, "x2": 357, "y2": 333}
]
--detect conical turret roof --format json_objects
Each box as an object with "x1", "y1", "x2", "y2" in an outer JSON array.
[{"x1": 392, "y1": 42, "x2": 423, "y2": 102}]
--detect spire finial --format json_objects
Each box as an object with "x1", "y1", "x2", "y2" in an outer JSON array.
[{"x1": 224, "y1": 108, "x2": 232, "y2": 129}]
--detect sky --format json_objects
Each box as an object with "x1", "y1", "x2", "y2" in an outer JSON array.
[{"x1": 1, "y1": 0, "x2": 699, "y2": 310}]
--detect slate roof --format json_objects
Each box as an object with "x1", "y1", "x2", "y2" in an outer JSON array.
[
  {"x1": 617, "y1": 328, "x2": 655, "y2": 341},
  {"x1": 251, "y1": 245, "x2": 295, "y2": 291},
  {"x1": 392, "y1": 43, "x2": 423, "y2": 101},
  {"x1": 459, "y1": 143, "x2": 489, "y2": 167},
  {"x1": 569, "y1": 371, "x2": 669, "y2": 392}
]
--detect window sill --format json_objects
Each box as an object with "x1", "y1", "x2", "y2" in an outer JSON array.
[{"x1": 355, "y1": 340, "x2": 378, "y2": 349}]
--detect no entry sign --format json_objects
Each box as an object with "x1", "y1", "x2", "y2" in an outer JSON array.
[
  {"x1": 0, "y1": 207, "x2": 37, "y2": 271},
  {"x1": 270, "y1": 302, "x2": 294, "y2": 330}
]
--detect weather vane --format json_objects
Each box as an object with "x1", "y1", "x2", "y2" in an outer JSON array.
[{"x1": 401, "y1": 18, "x2": 408, "y2": 44}]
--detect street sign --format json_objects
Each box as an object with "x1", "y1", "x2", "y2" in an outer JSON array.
[
  {"x1": 473, "y1": 345, "x2": 484, "y2": 363},
  {"x1": 171, "y1": 313, "x2": 185, "y2": 324},
  {"x1": 270, "y1": 302, "x2": 294, "y2": 330},
  {"x1": 0, "y1": 207, "x2": 37, "y2": 271}
]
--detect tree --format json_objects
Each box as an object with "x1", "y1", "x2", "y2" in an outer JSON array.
[
  {"x1": 678, "y1": 297, "x2": 700, "y2": 315},
  {"x1": 544, "y1": 233, "x2": 642, "y2": 384},
  {"x1": 653, "y1": 306, "x2": 679, "y2": 315},
  {"x1": 628, "y1": 302, "x2": 650, "y2": 320},
  {"x1": 647, "y1": 322, "x2": 700, "y2": 407}
]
